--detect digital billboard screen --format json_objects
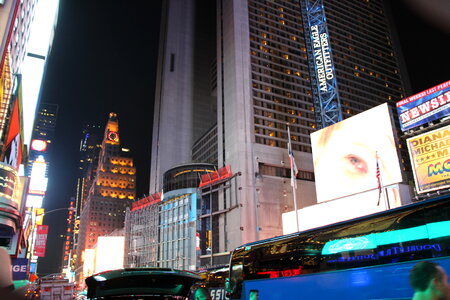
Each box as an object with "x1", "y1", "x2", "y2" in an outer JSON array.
[
  {"x1": 396, "y1": 80, "x2": 450, "y2": 132},
  {"x1": 311, "y1": 103, "x2": 403, "y2": 202},
  {"x1": 407, "y1": 124, "x2": 450, "y2": 194},
  {"x1": 95, "y1": 236, "x2": 125, "y2": 273}
]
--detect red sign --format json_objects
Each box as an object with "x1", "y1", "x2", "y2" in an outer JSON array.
[
  {"x1": 199, "y1": 166, "x2": 233, "y2": 187},
  {"x1": 33, "y1": 225, "x2": 49, "y2": 257},
  {"x1": 131, "y1": 192, "x2": 162, "y2": 211}
]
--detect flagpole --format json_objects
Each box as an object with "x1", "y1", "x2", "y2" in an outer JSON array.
[
  {"x1": 287, "y1": 124, "x2": 300, "y2": 232},
  {"x1": 292, "y1": 180, "x2": 299, "y2": 232},
  {"x1": 376, "y1": 151, "x2": 390, "y2": 209}
]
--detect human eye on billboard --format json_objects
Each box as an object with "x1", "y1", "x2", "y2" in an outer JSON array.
[{"x1": 311, "y1": 103, "x2": 402, "y2": 202}]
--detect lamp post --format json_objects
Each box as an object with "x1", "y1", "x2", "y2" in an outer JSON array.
[{"x1": 28, "y1": 207, "x2": 76, "y2": 276}]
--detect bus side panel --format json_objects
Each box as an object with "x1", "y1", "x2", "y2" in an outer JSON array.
[{"x1": 240, "y1": 258, "x2": 450, "y2": 300}]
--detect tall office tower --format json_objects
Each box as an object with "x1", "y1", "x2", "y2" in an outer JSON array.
[
  {"x1": 26, "y1": 102, "x2": 58, "y2": 176},
  {"x1": 76, "y1": 113, "x2": 136, "y2": 279},
  {"x1": 69, "y1": 124, "x2": 102, "y2": 270},
  {"x1": 75, "y1": 124, "x2": 102, "y2": 212},
  {"x1": 151, "y1": 0, "x2": 410, "y2": 254},
  {"x1": 149, "y1": 0, "x2": 217, "y2": 193},
  {"x1": 24, "y1": 103, "x2": 58, "y2": 209}
]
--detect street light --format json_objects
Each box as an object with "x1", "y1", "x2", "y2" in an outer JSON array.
[{"x1": 28, "y1": 207, "x2": 76, "y2": 275}]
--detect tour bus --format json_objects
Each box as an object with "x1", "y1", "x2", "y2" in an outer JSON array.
[
  {"x1": 226, "y1": 195, "x2": 450, "y2": 300},
  {"x1": 190, "y1": 266, "x2": 229, "y2": 300}
]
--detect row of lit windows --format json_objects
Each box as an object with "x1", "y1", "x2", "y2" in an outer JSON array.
[
  {"x1": 327, "y1": 1, "x2": 387, "y2": 36},
  {"x1": 259, "y1": 163, "x2": 315, "y2": 181},
  {"x1": 255, "y1": 135, "x2": 312, "y2": 153},
  {"x1": 337, "y1": 69, "x2": 403, "y2": 97},
  {"x1": 110, "y1": 157, "x2": 134, "y2": 167},
  {"x1": 253, "y1": 90, "x2": 312, "y2": 109},
  {"x1": 97, "y1": 181, "x2": 135, "y2": 190},
  {"x1": 98, "y1": 172, "x2": 135, "y2": 182},
  {"x1": 97, "y1": 188, "x2": 135, "y2": 199}
]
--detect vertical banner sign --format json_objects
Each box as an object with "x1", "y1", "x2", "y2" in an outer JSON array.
[
  {"x1": 407, "y1": 125, "x2": 450, "y2": 193},
  {"x1": 34, "y1": 225, "x2": 49, "y2": 257},
  {"x1": 301, "y1": 0, "x2": 342, "y2": 129},
  {"x1": 397, "y1": 80, "x2": 450, "y2": 131}
]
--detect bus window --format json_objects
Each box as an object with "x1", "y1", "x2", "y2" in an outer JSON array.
[{"x1": 228, "y1": 259, "x2": 243, "y2": 299}]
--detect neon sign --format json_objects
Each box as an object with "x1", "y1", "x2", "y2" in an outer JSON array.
[
  {"x1": 322, "y1": 220, "x2": 450, "y2": 255},
  {"x1": 326, "y1": 243, "x2": 442, "y2": 264},
  {"x1": 257, "y1": 267, "x2": 303, "y2": 278}
]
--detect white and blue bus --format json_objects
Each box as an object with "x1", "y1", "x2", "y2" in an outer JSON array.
[{"x1": 226, "y1": 196, "x2": 450, "y2": 299}]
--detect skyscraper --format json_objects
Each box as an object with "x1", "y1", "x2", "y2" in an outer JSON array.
[
  {"x1": 150, "y1": 0, "x2": 410, "y2": 258},
  {"x1": 76, "y1": 113, "x2": 136, "y2": 279},
  {"x1": 70, "y1": 123, "x2": 102, "y2": 271},
  {"x1": 26, "y1": 102, "x2": 58, "y2": 176}
]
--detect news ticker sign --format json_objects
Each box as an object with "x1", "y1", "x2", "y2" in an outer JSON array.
[
  {"x1": 407, "y1": 124, "x2": 450, "y2": 194},
  {"x1": 397, "y1": 80, "x2": 450, "y2": 132}
]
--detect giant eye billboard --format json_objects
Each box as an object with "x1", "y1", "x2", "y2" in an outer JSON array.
[
  {"x1": 407, "y1": 125, "x2": 450, "y2": 194},
  {"x1": 311, "y1": 103, "x2": 403, "y2": 202}
]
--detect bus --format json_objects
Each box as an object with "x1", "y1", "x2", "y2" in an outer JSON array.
[
  {"x1": 226, "y1": 195, "x2": 450, "y2": 299},
  {"x1": 190, "y1": 266, "x2": 229, "y2": 300}
]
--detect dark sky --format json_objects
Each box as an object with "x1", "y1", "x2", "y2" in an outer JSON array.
[
  {"x1": 38, "y1": 0, "x2": 163, "y2": 274},
  {"x1": 36, "y1": 0, "x2": 449, "y2": 274}
]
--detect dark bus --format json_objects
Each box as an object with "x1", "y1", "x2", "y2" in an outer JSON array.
[
  {"x1": 190, "y1": 266, "x2": 229, "y2": 300},
  {"x1": 226, "y1": 195, "x2": 450, "y2": 299}
]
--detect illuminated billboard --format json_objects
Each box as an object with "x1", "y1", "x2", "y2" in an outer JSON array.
[
  {"x1": 407, "y1": 125, "x2": 450, "y2": 193},
  {"x1": 95, "y1": 236, "x2": 124, "y2": 273},
  {"x1": 311, "y1": 103, "x2": 403, "y2": 202},
  {"x1": 397, "y1": 80, "x2": 450, "y2": 132},
  {"x1": 33, "y1": 225, "x2": 48, "y2": 257},
  {"x1": 26, "y1": 195, "x2": 43, "y2": 208},
  {"x1": 0, "y1": 162, "x2": 19, "y2": 202},
  {"x1": 28, "y1": 156, "x2": 48, "y2": 197},
  {"x1": 30, "y1": 139, "x2": 48, "y2": 152},
  {"x1": 83, "y1": 249, "x2": 95, "y2": 278}
]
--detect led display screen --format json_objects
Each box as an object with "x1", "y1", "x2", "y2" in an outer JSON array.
[
  {"x1": 31, "y1": 139, "x2": 48, "y2": 152},
  {"x1": 397, "y1": 80, "x2": 450, "y2": 131},
  {"x1": 26, "y1": 195, "x2": 43, "y2": 208},
  {"x1": 311, "y1": 103, "x2": 403, "y2": 202},
  {"x1": 28, "y1": 157, "x2": 48, "y2": 195},
  {"x1": 95, "y1": 236, "x2": 124, "y2": 273},
  {"x1": 407, "y1": 124, "x2": 450, "y2": 193}
]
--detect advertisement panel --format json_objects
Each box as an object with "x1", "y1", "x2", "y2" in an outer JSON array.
[
  {"x1": 30, "y1": 139, "x2": 47, "y2": 152},
  {"x1": 407, "y1": 125, "x2": 450, "y2": 193},
  {"x1": 0, "y1": 162, "x2": 18, "y2": 202},
  {"x1": 95, "y1": 236, "x2": 124, "y2": 273},
  {"x1": 28, "y1": 156, "x2": 48, "y2": 196},
  {"x1": 33, "y1": 224, "x2": 48, "y2": 257},
  {"x1": 396, "y1": 80, "x2": 450, "y2": 131},
  {"x1": 11, "y1": 258, "x2": 29, "y2": 280},
  {"x1": 302, "y1": 1, "x2": 342, "y2": 129},
  {"x1": 311, "y1": 103, "x2": 403, "y2": 202}
]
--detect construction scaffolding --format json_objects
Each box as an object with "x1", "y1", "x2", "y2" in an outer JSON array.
[{"x1": 124, "y1": 193, "x2": 161, "y2": 268}]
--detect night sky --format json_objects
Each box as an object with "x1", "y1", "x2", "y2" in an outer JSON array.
[{"x1": 36, "y1": 0, "x2": 449, "y2": 274}]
